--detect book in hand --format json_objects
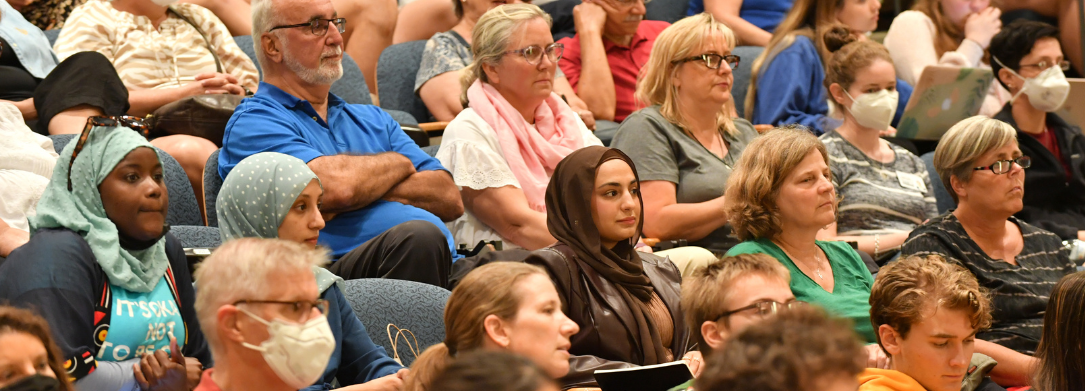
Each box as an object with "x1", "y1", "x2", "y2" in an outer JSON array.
[{"x1": 593, "y1": 361, "x2": 693, "y2": 391}]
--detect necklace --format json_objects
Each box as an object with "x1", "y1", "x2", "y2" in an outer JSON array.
[
  {"x1": 777, "y1": 241, "x2": 826, "y2": 280},
  {"x1": 812, "y1": 250, "x2": 824, "y2": 280}
]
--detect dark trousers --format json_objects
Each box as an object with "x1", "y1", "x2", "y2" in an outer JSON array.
[
  {"x1": 328, "y1": 220, "x2": 452, "y2": 288},
  {"x1": 32, "y1": 51, "x2": 129, "y2": 135}
]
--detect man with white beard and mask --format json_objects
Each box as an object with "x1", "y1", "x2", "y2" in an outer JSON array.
[
  {"x1": 192, "y1": 238, "x2": 342, "y2": 391},
  {"x1": 52, "y1": 0, "x2": 260, "y2": 217},
  {"x1": 217, "y1": 0, "x2": 462, "y2": 287},
  {"x1": 990, "y1": 20, "x2": 1085, "y2": 243}
]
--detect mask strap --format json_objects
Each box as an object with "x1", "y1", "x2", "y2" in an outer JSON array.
[
  {"x1": 993, "y1": 56, "x2": 1029, "y2": 103},
  {"x1": 236, "y1": 306, "x2": 273, "y2": 352}
]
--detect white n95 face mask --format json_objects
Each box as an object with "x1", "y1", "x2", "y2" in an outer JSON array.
[
  {"x1": 239, "y1": 308, "x2": 336, "y2": 389},
  {"x1": 844, "y1": 89, "x2": 898, "y2": 131},
  {"x1": 995, "y1": 56, "x2": 1072, "y2": 112},
  {"x1": 150, "y1": 0, "x2": 180, "y2": 6}
]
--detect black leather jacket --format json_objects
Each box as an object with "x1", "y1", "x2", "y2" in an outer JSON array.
[{"x1": 525, "y1": 243, "x2": 690, "y2": 389}]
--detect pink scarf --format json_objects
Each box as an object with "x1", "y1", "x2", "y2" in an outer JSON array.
[{"x1": 467, "y1": 80, "x2": 585, "y2": 212}]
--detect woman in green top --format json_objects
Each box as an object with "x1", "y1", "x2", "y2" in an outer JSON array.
[{"x1": 722, "y1": 126, "x2": 886, "y2": 366}]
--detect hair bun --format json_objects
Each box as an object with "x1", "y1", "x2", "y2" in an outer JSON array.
[{"x1": 823, "y1": 25, "x2": 858, "y2": 53}]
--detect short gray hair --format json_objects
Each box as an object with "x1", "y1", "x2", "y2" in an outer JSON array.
[
  {"x1": 251, "y1": 0, "x2": 280, "y2": 65},
  {"x1": 194, "y1": 238, "x2": 328, "y2": 355},
  {"x1": 933, "y1": 116, "x2": 1018, "y2": 203}
]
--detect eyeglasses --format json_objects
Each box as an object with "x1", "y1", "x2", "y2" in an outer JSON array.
[
  {"x1": 67, "y1": 116, "x2": 150, "y2": 192},
  {"x1": 234, "y1": 299, "x2": 329, "y2": 321},
  {"x1": 1019, "y1": 60, "x2": 1071, "y2": 71},
  {"x1": 973, "y1": 156, "x2": 1031, "y2": 175},
  {"x1": 715, "y1": 300, "x2": 806, "y2": 321},
  {"x1": 505, "y1": 43, "x2": 564, "y2": 65},
  {"x1": 674, "y1": 53, "x2": 740, "y2": 70},
  {"x1": 268, "y1": 17, "x2": 346, "y2": 36}
]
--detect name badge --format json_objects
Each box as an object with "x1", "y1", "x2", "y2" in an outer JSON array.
[{"x1": 897, "y1": 172, "x2": 926, "y2": 192}]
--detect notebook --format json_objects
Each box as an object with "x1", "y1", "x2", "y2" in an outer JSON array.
[
  {"x1": 1055, "y1": 78, "x2": 1085, "y2": 130},
  {"x1": 594, "y1": 361, "x2": 694, "y2": 391},
  {"x1": 895, "y1": 66, "x2": 994, "y2": 140}
]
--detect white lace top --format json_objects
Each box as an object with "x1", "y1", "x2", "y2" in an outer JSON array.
[{"x1": 436, "y1": 108, "x2": 602, "y2": 249}]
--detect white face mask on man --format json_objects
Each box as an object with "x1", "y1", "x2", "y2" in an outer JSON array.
[
  {"x1": 995, "y1": 56, "x2": 1071, "y2": 112},
  {"x1": 149, "y1": 0, "x2": 180, "y2": 6},
  {"x1": 238, "y1": 307, "x2": 336, "y2": 389},
  {"x1": 843, "y1": 89, "x2": 899, "y2": 131}
]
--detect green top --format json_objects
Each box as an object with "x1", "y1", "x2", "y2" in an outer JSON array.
[{"x1": 725, "y1": 238, "x2": 876, "y2": 343}]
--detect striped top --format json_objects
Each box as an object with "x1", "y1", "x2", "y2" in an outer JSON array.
[
  {"x1": 52, "y1": 0, "x2": 258, "y2": 92},
  {"x1": 820, "y1": 131, "x2": 938, "y2": 261},
  {"x1": 900, "y1": 214, "x2": 1075, "y2": 354}
]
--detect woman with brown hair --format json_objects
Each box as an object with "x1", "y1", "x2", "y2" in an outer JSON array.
[
  {"x1": 816, "y1": 26, "x2": 939, "y2": 263},
  {"x1": 723, "y1": 126, "x2": 877, "y2": 344},
  {"x1": 1032, "y1": 271, "x2": 1085, "y2": 391},
  {"x1": 0, "y1": 306, "x2": 74, "y2": 391},
  {"x1": 404, "y1": 262, "x2": 580, "y2": 391},
  {"x1": 525, "y1": 146, "x2": 695, "y2": 389},
  {"x1": 745, "y1": 0, "x2": 912, "y2": 134},
  {"x1": 883, "y1": 0, "x2": 1009, "y2": 116}
]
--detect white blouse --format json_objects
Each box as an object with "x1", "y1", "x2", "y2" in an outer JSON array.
[
  {"x1": 436, "y1": 108, "x2": 602, "y2": 249},
  {"x1": 0, "y1": 103, "x2": 58, "y2": 232}
]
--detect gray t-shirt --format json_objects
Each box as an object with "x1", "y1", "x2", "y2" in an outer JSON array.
[
  {"x1": 612, "y1": 105, "x2": 758, "y2": 252},
  {"x1": 414, "y1": 30, "x2": 564, "y2": 94},
  {"x1": 820, "y1": 131, "x2": 939, "y2": 260}
]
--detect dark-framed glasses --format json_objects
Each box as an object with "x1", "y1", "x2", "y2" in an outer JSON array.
[
  {"x1": 973, "y1": 156, "x2": 1031, "y2": 175},
  {"x1": 67, "y1": 116, "x2": 150, "y2": 192},
  {"x1": 1019, "y1": 60, "x2": 1071, "y2": 72},
  {"x1": 715, "y1": 300, "x2": 806, "y2": 321},
  {"x1": 674, "y1": 53, "x2": 740, "y2": 70},
  {"x1": 234, "y1": 299, "x2": 329, "y2": 321},
  {"x1": 505, "y1": 43, "x2": 564, "y2": 65},
  {"x1": 268, "y1": 17, "x2": 346, "y2": 36}
]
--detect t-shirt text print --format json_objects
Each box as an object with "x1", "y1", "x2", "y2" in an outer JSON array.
[{"x1": 100, "y1": 276, "x2": 186, "y2": 361}]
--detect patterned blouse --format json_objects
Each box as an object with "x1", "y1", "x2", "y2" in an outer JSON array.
[
  {"x1": 900, "y1": 214, "x2": 1076, "y2": 354},
  {"x1": 820, "y1": 131, "x2": 939, "y2": 262},
  {"x1": 18, "y1": 0, "x2": 87, "y2": 30},
  {"x1": 52, "y1": 0, "x2": 258, "y2": 92}
]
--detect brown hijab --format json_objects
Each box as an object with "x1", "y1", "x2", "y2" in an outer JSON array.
[{"x1": 544, "y1": 146, "x2": 669, "y2": 364}]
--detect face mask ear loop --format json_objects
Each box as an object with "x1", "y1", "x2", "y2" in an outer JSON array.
[
  {"x1": 237, "y1": 307, "x2": 273, "y2": 351},
  {"x1": 993, "y1": 56, "x2": 1029, "y2": 104}
]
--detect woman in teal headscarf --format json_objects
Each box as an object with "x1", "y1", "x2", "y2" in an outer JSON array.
[
  {"x1": 0, "y1": 122, "x2": 210, "y2": 390},
  {"x1": 216, "y1": 152, "x2": 408, "y2": 391}
]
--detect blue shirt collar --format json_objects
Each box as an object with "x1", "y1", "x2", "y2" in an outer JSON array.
[{"x1": 257, "y1": 81, "x2": 348, "y2": 111}]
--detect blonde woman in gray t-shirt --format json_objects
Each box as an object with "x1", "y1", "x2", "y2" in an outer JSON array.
[{"x1": 612, "y1": 13, "x2": 757, "y2": 254}]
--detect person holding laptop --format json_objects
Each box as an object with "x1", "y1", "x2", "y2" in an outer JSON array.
[{"x1": 989, "y1": 20, "x2": 1085, "y2": 242}]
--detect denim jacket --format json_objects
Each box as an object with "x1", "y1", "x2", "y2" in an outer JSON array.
[{"x1": 0, "y1": 1, "x2": 59, "y2": 79}]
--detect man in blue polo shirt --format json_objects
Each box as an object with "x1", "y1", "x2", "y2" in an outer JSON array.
[{"x1": 218, "y1": 0, "x2": 464, "y2": 287}]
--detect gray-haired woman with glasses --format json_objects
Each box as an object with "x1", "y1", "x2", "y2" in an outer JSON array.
[
  {"x1": 435, "y1": 4, "x2": 603, "y2": 251},
  {"x1": 901, "y1": 115, "x2": 1077, "y2": 386},
  {"x1": 612, "y1": 13, "x2": 759, "y2": 256}
]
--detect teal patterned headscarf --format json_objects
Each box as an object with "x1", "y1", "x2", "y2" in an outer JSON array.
[
  {"x1": 217, "y1": 152, "x2": 341, "y2": 292},
  {"x1": 30, "y1": 127, "x2": 169, "y2": 293}
]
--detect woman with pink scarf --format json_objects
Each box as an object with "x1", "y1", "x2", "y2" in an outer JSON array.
[{"x1": 436, "y1": 4, "x2": 602, "y2": 251}]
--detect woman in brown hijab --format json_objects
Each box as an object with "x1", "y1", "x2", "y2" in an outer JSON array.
[{"x1": 525, "y1": 146, "x2": 694, "y2": 389}]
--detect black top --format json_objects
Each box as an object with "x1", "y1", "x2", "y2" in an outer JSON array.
[
  {"x1": 901, "y1": 214, "x2": 1075, "y2": 354},
  {"x1": 994, "y1": 104, "x2": 1085, "y2": 240},
  {"x1": 0, "y1": 36, "x2": 39, "y2": 100},
  {"x1": 0, "y1": 229, "x2": 212, "y2": 376}
]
